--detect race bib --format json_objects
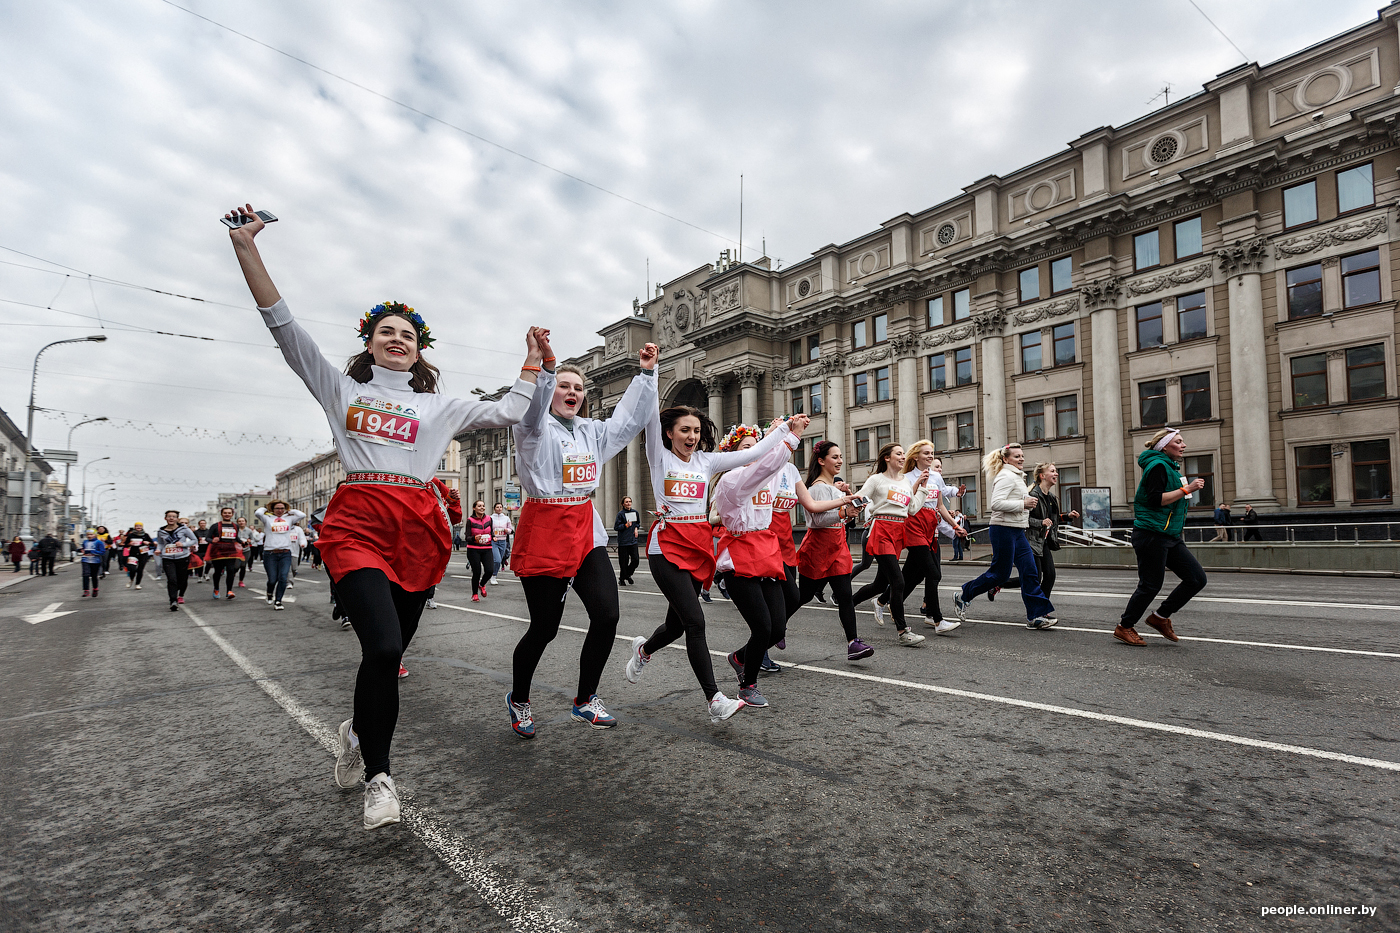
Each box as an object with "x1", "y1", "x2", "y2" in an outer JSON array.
[
  {"x1": 886, "y1": 488, "x2": 912, "y2": 508},
  {"x1": 750, "y1": 488, "x2": 773, "y2": 508},
  {"x1": 220, "y1": 527, "x2": 236, "y2": 540},
  {"x1": 663, "y1": 471, "x2": 707, "y2": 501},
  {"x1": 163, "y1": 544, "x2": 183, "y2": 557},
  {"x1": 773, "y1": 495, "x2": 797, "y2": 511},
  {"x1": 126, "y1": 556, "x2": 138, "y2": 566},
  {"x1": 271, "y1": 520, "x2": 290, "y2": 534},
  {"x1": 345, "y1": 395, "x2": 421, "y2": 450},
  {"x1": 922, "y1": 488, "x2": 941, "y2": 510},
  {"x1": 562, "y1": 453, "x2": 598, "y2": 492},
  {"x1": 474, "y1": 533, "x2": 491, "y2": 545}
]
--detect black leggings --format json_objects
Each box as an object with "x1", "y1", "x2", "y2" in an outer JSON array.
[
  {"x1": 780, "y1": 564, "x2": 800, "y2": 620},
  {"x1": 851, "y1": 528, "x2": 875, "y2": 578},
  {"x1": 1121, "y1": 529, "x2": 1206, "y2": 628},
  {"x1": 723, "y1": 572, "x2": 787, "y2": 688},
  {"x1": 852, "y1": 553, "x2": 906, "y2": 629},
  {"x1": 642, "y1": 553, "x2": 720, "y2": 700},
  {"x1": 617, "y1": 544, "x2": 639, "y2": 583},
  {"x1": 338, "y1": 567, "x2": 429, "y2": 780},
  {"x1": 467, "y1": 548, "x2": 492, "y2": 591},
  {"x1": 239, "y1": 551, "x2": 251, "y2": 582},
  {"x1": 211, "y1": 558, "x2": 241, "y2": 591},
  {"x1": 126, "y1": 555, "x2": 148, "y2": 585},
  {"x1": 513, "y1": 546, "x2": 619, "y2": 704},
  {"x1": 165, "y1": 557, "x2": 190, "y2": 602},
  {"x1": 892, "y1": 545, "x2": 942, "y2": 621},
  {"x1": 794, "y1": 573, "x2": 859, "y2": 641}
]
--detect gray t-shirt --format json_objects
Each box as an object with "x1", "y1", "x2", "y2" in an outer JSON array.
[{"x1": 804, "y1": 482, "x2": 846, "y2": 529}]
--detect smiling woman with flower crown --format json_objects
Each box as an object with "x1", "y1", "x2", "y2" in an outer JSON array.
[{"x1": 225, "y1": 203, "x2": 546, "y2": 831}]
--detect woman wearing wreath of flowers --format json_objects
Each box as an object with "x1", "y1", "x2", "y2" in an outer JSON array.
[{"x1": 225, "y1": 203, "x2": 546, "y2": 831}]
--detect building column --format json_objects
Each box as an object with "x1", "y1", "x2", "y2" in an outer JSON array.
[
  {"x1": 979, "y1": 333, "x2": 1007, "y2": 451},
  {"x1": 701, "y1": 372, "x2": 726, "y2": 429},
  {"x1": 893, "y1": 333, "x2": 920, "y2": 444},
  {"x1": 601, "y1": 448, "x2": 617, "y2": 533},
  {"x1": 1085, "y1": 280, "x2": 1128, "y2": 509},
  {"x1": 737, "y1": 365, "x2": 762, "y2": 426},
  {"x1": 1218, "y1": 239, "x2": 1276, "y2": 505},
  {"x1": 625, "y1": 434, "x2": 642, "y2": 508},
  {"x1": 771, "y1": 370, "x2": 788, "y2": 420},
  {"x1": 825, "y1": 360, "x2": 846, "y2": 452}
]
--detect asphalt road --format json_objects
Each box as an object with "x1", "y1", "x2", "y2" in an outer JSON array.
[{"x1": 2, "y1": 554, "x2": 1396, "y2": 932}]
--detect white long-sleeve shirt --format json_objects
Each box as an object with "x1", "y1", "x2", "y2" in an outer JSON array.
[
  {"x1": 513, "y1": 367, "x2": 656, "y2": 548},
  {"x1": 259, "y1": 298, "x2": 533, "y2": 481},
  {"x1": 987, "y1": 465, "x2": 1031, "y2": 527},
  {"x1": 256, "y1": 508, "x2": 307, "y2": 550},
  {"x1": 855, "y1": 472, "x2": 927, "y2": 522},
  {"x1": 713, "y1": 433, "x2": 801, "y2": 572},
  {"x1": 901, "y1": 468, "x2": 943, "y2": 514}
]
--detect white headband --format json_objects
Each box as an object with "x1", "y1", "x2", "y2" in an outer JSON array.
[{"x1": 1152, "y1": 429, "x2": 1181, "y2": 451}]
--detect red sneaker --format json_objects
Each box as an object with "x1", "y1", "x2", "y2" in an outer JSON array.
[
  {"x1": 177, "y1": 596, "x2": 184, "y2": 604},
  {"x1": 480, "y1": 586, "x2": 487, "y2": 599},
  {"x1": 398, "y1": 663, "x2": 408, "y2": 679},
  {"x1": 472, "y1": 592, "x2": 480, "y2": 602},
  {"x1": 238, "y1": 581, "x2": 246, "y2": 588}
]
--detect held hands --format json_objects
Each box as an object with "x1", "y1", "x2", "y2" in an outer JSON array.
[
  {"x1": 786, "y1": 413, "x2": 811, "y2": 437},
  {"x1": 525, "y1": 327, "x2": 551, "y2": 367},
  {"x1": 639, "y1": 342, "x2": 659, "y2": 371},
  {"x1": 835, "y1": 480, "x2": 851, "y2": 494}
]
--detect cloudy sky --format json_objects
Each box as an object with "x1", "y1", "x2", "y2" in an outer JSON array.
[{"x1": 0, "y1": 0, "x2": 1380, "y2": 528}]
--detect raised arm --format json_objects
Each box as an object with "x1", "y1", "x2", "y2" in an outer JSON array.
[
  {"x1": 594, "y1": 344, "x2": 660, "y2": 462},
  {"x1": 795, "y1": 478, "x2": 853, "y2": 515},
  {"x1": 515, "y1": 367, "x2": 555, "y2": 438},
  {"x1": 714, "y1": 430, "x2": 800, "y2": 513},
  {"x1": 702, "y1": 416, "x2": 806, "y2": 473}
]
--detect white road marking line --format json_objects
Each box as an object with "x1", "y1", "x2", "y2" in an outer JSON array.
[
  {"x1": 434, "y1": 602, "x2": 1400, "y2": 773},
  {"x1": 181, "y1": 605, "x2": 573, "y2": 933},
  {"x1": 932, "y1": 585, "x2": 1400, "y2": 613},
  {"x1": 23, "y1": 601, "x2": 76, "y2": 624}
]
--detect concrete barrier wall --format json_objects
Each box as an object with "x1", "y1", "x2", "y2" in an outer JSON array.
[{"x1": 1055, "y1": 542, "x2": 1400, "y2": 575}]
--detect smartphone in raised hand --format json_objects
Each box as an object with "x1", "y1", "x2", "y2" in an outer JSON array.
[{"x1": 221, "y1": 209, "x2": 278, "y2": 229}]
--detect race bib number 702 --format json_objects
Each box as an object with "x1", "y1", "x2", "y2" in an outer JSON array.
[{"x1": 346, "y1": 396, "x2": 421, "y2": 450}]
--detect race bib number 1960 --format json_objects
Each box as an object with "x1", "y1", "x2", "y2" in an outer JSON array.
[
  {"x1": 663, "y1": 472, "x2": 707, "y2": 501},
  {"x1": 750, "y1": 488, "x2": 773, "y2": 508},
  {"x1": 562, "y1": 453, "x2": 598, "y2": 491},
  {"x1": 345, "y1": 396, "x2": 421, "y2": 450}
]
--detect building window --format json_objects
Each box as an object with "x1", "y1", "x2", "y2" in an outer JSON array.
[
  {"x1": 1295, "y1": 444, "x2": 1333, "y2": 505},
  {"x1": 953, "y1": 288, "x2": 971, "y2": 321},
  {"x1": 1290, "y1": 352, "x2": 1328, "y2": 408},
  {"x1": 954, "y1": 347, "x2": 973, "y2": 385},
  {"x1": 1023, "y1": 400, "x2": 1045, "y2": 441},
  {"x1": 1352, "y1": 439, "x2": 1392, "y2": 502},
  {"x1": 873, "y1": 313, "x2": 887, "y2": 343},
  {"x1": 1336, "y1": 163, "x2": 1374, "y2": 214},
  {"x1": 853, "y1": 372, "x2": 869, "y2": 405},
  {"x1": 1180, "y1": 372, "x2": 1211, "y2": 422},
  {"x1": 790, "y1": 388, "x2": 804, "y2": 415},
  {"x1": 1139, "y1": 379, "x2": 1167, "y2": 427},
  {"x1": 956, "y1": 411, "x2": 975, "y2": 449},
  {"x1": 1177, "y1": 290, "x2": 1207, "y2": 341},
  {"x1": 930, "y1": 416, "x2": 948, "y2": 453},
  {"x1": 1283, "y1": 180, "x2": 1318, "y2": 228},
  {"x1": 1342, "y1": 249, "x2": 1381, "y2": 309},
  {"x1": 854, "y1": 428, "x2": 871, "y2": 463},
  {"x1": 1174, "y1": 216, "x2": 1203, "y2": 259},
  {"x1": 875, "y1": 366, "x2": 891, "y2": 401},
  {"x1": 809, "y1": 383, "x2": 823, "y2": 414},
  {"x1": 1183, "y1": 454, "x2": 1215, "y2": 509},
  {"x1": 808, "y1": 334, "x2": 821, "y2": 361},
  {"x1": 928, "y1": 353, "x2": 946, "y2": 390},
  {"x1": 928, "y1": 296, "x2": 944, "y2": 328},
  {"x1": 1134, "y1": 229, "x2": 1160, "y2": 270},
  {"x1": 1055, "y1": 394, "x2": 1078, "y2": 437},
  {"x1": 852, "y1": 320, "x2": 867, "y2": 349},
  {"x1": 1058, "y1": 466, "x2": 1081, "y2": 504},
  {"x1": 1346, "y1": 343, "x2": 1386, "y2": 402},
  {"x1": 956, "y1": 474, "x2": 977, "y2": 518},
  {"x1": 876, "y1": 423, "x2": 891, "y2": 451},
  {"x1": 493, "y1": 460, "x2": 503, "y2": 479},
  {"x1": 1286, "y1": 263, "x2": 1324, "y2": 319},
  {"x1": 476, "y1": 463, "x2": 485, "y2": 483},
  {"x1": 1021, "y1": 330, "x2": 1042, "y2": 373},
  {"x1": 1051, "y1": 256, "x2": 1072, "y2": 295},
  {"x1": 1136, "y1": 301, "x2": 1164, "y2": 349},
  {"x1": 1019, "y1": 266, "x2": 1040, "y2": 303},
  {"x1": 1052, "y1": 323, "x2": 1076, "y2": 366},
  {"x1": 789, "y1": 341, "x2": 802, "y2": 366}
]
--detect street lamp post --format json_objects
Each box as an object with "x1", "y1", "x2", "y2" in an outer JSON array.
[
  {"x1": 62, "y1": 418, "x2": 109, "y2": 555},
  {"x1": 91, "y1": 483, "x2": 116, "y2": 529},
  {"x1": 20, "y1": 336, "x2": 108, "y2": 543},
  {"x1": 80, "y1": 458, "x2": 112, "y2": 530}
]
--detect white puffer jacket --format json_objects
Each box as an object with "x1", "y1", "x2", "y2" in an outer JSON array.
[{"x1": 987, "y1": 465, "x2": 1030, "y2": 528}]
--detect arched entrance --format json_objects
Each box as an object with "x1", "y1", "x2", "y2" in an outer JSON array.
[{"x1": 666, "y1": 378, "x2": 707, "y2": 410}]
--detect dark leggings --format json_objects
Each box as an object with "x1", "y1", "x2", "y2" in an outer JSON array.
[
  {"x1": 793, "y1": 573, "x2": 859, "y2": 641},
  {"x1": 82, "y1": 563, "x2": 101, "y2": 590},
  {"x1": 211, "y1": 558, "x2": 241, "y2": 591},
  {"x1": 642, "y1": 553, "x2": 720, "y2": 700},
  {"x1": 892, "y1": 544, "x2": 942, "y2": 621},
  {"x1": 779, "y1": 564, "x2": 800, "y2": 620},
  {"x1": 338, "y1": 567, "x2": 429, "y2": 780},
  {"x1": 239, "y1": 551, "x2": 250, "y2": 582},
  {"x1": 467, "y1": 548, "x2": 492, "y2": 591},
  {"x1": 1121, "y1": 529, "x2": 1207, "y2": 628},
  {"x1": 851, "y1": 528, "x2": 875, "y2": 578},
  {"x1": 617, "y1": 544, "x2": 639, "y2": 583},
  {"x1": 723, "y1": 572, "x2": 787, "y2": 688},
  {"x1": 513, "y1": 546, "x2": 619, "y2": 704},
  {"x1": 165, "y1": 557, "x2": 190, "y2": 602},
  {"x1": 852, "y1": 553, "x2": 907, "y2": 629},
  {"x1": 126, "y1": 556, "x2": 148, "y2": 585}
]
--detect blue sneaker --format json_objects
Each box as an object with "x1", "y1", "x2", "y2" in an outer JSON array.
[
  {"x1": 211, "y1": 591, "x2": 220, "y2": 600},
  {"x1": 759, "y1": 653, "x2": 781, "y2": 674},
  {"x1": 700, "y1": 589, "x2": 712, "y2": 603},
  {"x1": 506, "y1": 691, "x2": 535, "y2": 739},
  {"x1": 953, "y1": 591, "x2": 969, "y2": 623},
  {"x1": 570, "y1": 694, "x2": 617, "y2": 729}
]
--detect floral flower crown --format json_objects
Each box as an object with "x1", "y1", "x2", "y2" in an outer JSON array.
[
  {"x1": 718, "y1": 423, "x2": 763, "y2": 452},
  {"x1": 357, "y1": 301, "x2": 435, "y2": 349}
]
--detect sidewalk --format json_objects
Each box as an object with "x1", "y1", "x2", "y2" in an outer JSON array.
[{"x1": 0, "y1": 561, "x2": 74, "y2": 590}]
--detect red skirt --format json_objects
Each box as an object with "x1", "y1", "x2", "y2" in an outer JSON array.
[
  {"x1": 797, "y1": 525, "x2": 853, "y2": 579},
  {"x1": 904, "y1": 508, "x2": 938, "y2": 549},
  {"x1": 769, "y1": 510, "x2": 799, "y2": 567},
  {"x1": 865, "y1": 516, "x2": 907, "y2": 557},
  {"x1": 717, "y1": 527, "x2": 785, "y2": 579},
  {"x1": 319, "y1": 479, "x2": 449, "y2": 593},
  {"x1": 512, "y1": 498, "x2": 595, "y2": 578},
  {"x1": 651, "y1": 518, "x2": 717, "y2": 586}
]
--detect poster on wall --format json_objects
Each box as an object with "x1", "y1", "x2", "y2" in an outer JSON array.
[{"x1": 1079, "y1": 487, "x2": 1112, "y2": 536}]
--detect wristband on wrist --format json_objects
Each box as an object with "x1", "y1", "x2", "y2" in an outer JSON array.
[
  {"x1": 542, "y1": 355, "x2": 556, "y2": 363},
  {"x1": 521, "y1": 365, "x2": 542, "y2": 373}
]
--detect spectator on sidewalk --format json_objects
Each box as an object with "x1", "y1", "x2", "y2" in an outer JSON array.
[
  {"x1": 1240, "y1": 504, "x2": 1263, "y2": 542},
  {"x1": 1211, "y1": 503, "x2": 1232, "y2": 542},
  {"x1": 950, "y1": 511, "x2": 967, "y2": 561},
  {"x1": 37, "y1": 532, "x2": 60, "y2": 576},
  {"x1": 8, "y1": 536, "x2": 23, "y2": 573}
]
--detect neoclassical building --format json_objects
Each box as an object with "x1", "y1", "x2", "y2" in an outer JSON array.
[{"x1": 459, "y1": 4, "x2": 1400, "y2": 528}]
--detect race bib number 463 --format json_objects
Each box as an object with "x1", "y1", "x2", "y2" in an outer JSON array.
[
  {"x1": 664, "y1": 473, "x2": 707, "y2": 501},
  {"x1": 346, "y1": 396, "x2": 421, "y2": 450}
]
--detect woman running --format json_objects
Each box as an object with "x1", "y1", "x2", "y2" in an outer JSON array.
[
  {"x1": 850, "y1": 446, "x2": 928, "y2": 646},
  {"x1": 874, "y1": 441, "x2": 967, "y2": 634},
  {"x1": 624, "y1": 405, "x2": 803, "y2": 723},
  {"x1": 952, "y1": 443, "x2": 1057, "y2": 630},
  {"x1": 489, "y1": 503, "x2": 513, "y2": 585},
  {"x1": 614, "y1": 497, "x2": 641, "y2": 586},
  {"x1": 122, "y1": 523, "x2": 155, "y2": 589},
  {"x1": 256, "y1": 501, "x2": 306, "y2": 609},
  {"x1": 207, "y1": 506, "x2": 243, "y2": 600},
  {"x1": 157, "y1": 511, "x2": 199, "y2": 610},
  {"x1": 464, "y1": 500, "x2": 494, "y2": 601},
  {"x1": 505, "y1": 340, "x2": 658, "y2": 738},
  {"x1": 1114, "y1": 428, "x2": 1207, "y2": 647},
  {"x1": 1004, "y1": 462, "x2": 1079, "y2": 600},
  {"x1": 226, "y1": 203, "x2": 542, "y2": 830},
  {"x1": 79, "y1": 529, "x2": 105, "y2": 597},
  {"x1": 236, "y1": 517, "x2": 253, "y2": 588}
]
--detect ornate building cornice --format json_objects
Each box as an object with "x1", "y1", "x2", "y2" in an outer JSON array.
[
  {"x1": 1216, "y1": 237, "x2": 1269, "y2": 276},
  {"x1": 1273, "y1": 214, "x2": 1387, "y2": 259},
  {"x1": 1080, "y1": 277, "x2": 1123, "y2": 312}
]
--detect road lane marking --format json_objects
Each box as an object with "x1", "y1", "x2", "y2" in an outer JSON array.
[
  {"x1": 181, "y1": 605, "x2": 573, "y2": 933},
  {"x1": 434, "y1": 602, "x2": 1400, "y2": 773},
  {"x1": 24, "y1": 601, "x2": 76, "y2": 624}
]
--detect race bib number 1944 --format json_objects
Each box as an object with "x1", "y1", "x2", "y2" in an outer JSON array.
[{"x1": 346, "y1": 396, "x2": 421, "y2": 450}]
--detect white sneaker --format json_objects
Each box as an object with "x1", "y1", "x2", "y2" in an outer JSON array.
[
  {"x1": 362, "y1": 772, "x2": 401, "y2": 830},
  {"x1": 134, "y1": 584, "x2": 141, "y2": 590},
  {"x1": 489, "y1": 576, "x2": 499, "y2": 585},
  {"x1": 872, "y1": 601, "x2": 885, "y2": 626},
  {"x1": 335, "y1": 719, "x2": 362, "y2": 788},
  {"x1": 287, "y1": 581, "x2": 294, "y2": 589},
  {"x1": 425, "y1": 598, "x2": 437, "y2": 609},
  {"x1": 708, "y1": 692, "x2": 746, "y2": 723},
  {"x1": 897, "y1": 629, "x2": 926, "y2": 646},
  {"x1": 625, "y1": 636, "x2": 649, "y2": 684},
  {"x1": 934, "y1": 619, "x2": 961, "y2": 635},
  {"x1": 125, "y1": 582, "x2": 131, "y2": 589}
]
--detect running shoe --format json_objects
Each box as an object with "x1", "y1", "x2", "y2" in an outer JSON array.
[
  {"x1": 988, "y1": 586, "x2": 1000, "y2": 602},
  {"x1": 479, "y1": 586, "x2": 487, "y2": 599},
  {"x1": 398, "y1": 663, "x2": 408, "y2": 678},
  {"x1": 177, "y1": 597, "x2": 184, "y2": 604},
  {"x1": 472, "y1": 592, "x2": 480, "y2": 602},
  {"x1": 727, "y1": 651, "x2": 744, "y2": 681},
  {"x1": 1041, "y1": 616, "x2": 1059, "y2": 629},
  {"x1": 934, "y1": 619, "x2": 961, "y2": 635},
  {"x1": 341, "y1": 619, "x2": 352, "y2": 630},
  {"x1": 814, "y1": 591, "x2": 827, "y2": 604},
  {"x1": 82, "y1": 591, "x2": 89, "y2": 598},
  {"x1": 847, "y1": 639, "x2": 874, "y2": 660},
  {"x1": 872, "y1": 601, "x2": 885, "y2": 626},
  {"x1": 169, "y1": 602, "x2": 178, "y2": 612},
  {"x1": 759, "y1": 653, "x2": 781, "y2": 674},
  {"x1": 335, "y1": 719, "x2": 363, "y2": 788},
  {"x1": 274, "y1": 601, "x2": 285, "y2": 611},
  {"x1": 700, "y1": 589, "x2": 712, "y2": 603},
  {"x1": 737, "y1": 686, "x2": 768, "y2": 708},
  {"x1": 952, "y1": 591, "x2": 969, "y2": 623},
  {"x1": 506, "y1": 692, "x2": 535, "y2": 739},
  {"x1": 226, "y1": 592, "x2": 236, "y2": 600},
  {"x1": 287, "y1": 581, "x2": 294, "y2": 589},
  {"x1": 624, "y1": 636, "x2": 650, "y2": 684},
  {"x1": 425, "y1": 598, "x2": 437, "y2": 610},
  {"x1": 363, "y1": 773, "x2": 400, "y2": 830},
  {"x1": 266, "y1": 596, "x2": 274, "y2": 605},
  {"x1": 570, "y1": 694, "x2": 617, "y2": 729},
  {"x1": 211, "y1": 591, "x2": 220, "y2": 600},
  {"x1": 490, "y1": 576, "x2": 499, "y2": 585},
  {"x1": 716, "y1": 578, "x2": 730, "y2": 600},
  {"x1": 707, "y1": 692, "x2": 746, "y2": 723},
  {"x1": 238, "y1": 581, "x2": 245, "y2": 588},
  {"x1": 1026, "y1": 617, "x2": 1050, "y2": 630},
  {"x1": 135, "y1": 584, "x2": 142, "y2": 590},
  {"x1": 897, "y1": 629, "x2": 926, "y2": 646}
]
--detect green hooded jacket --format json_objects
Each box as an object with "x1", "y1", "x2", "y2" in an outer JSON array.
[{"x1": 1133, "y1": 448, "x2": 1187, "y2": 537}]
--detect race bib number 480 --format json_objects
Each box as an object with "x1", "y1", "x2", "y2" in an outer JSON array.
[
  {"x1": 345, "y1": 396, "x2": 421, "y2": 450},
  {"x1": 663, "y1": 472, "x2": 707, "y2": 501}
]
